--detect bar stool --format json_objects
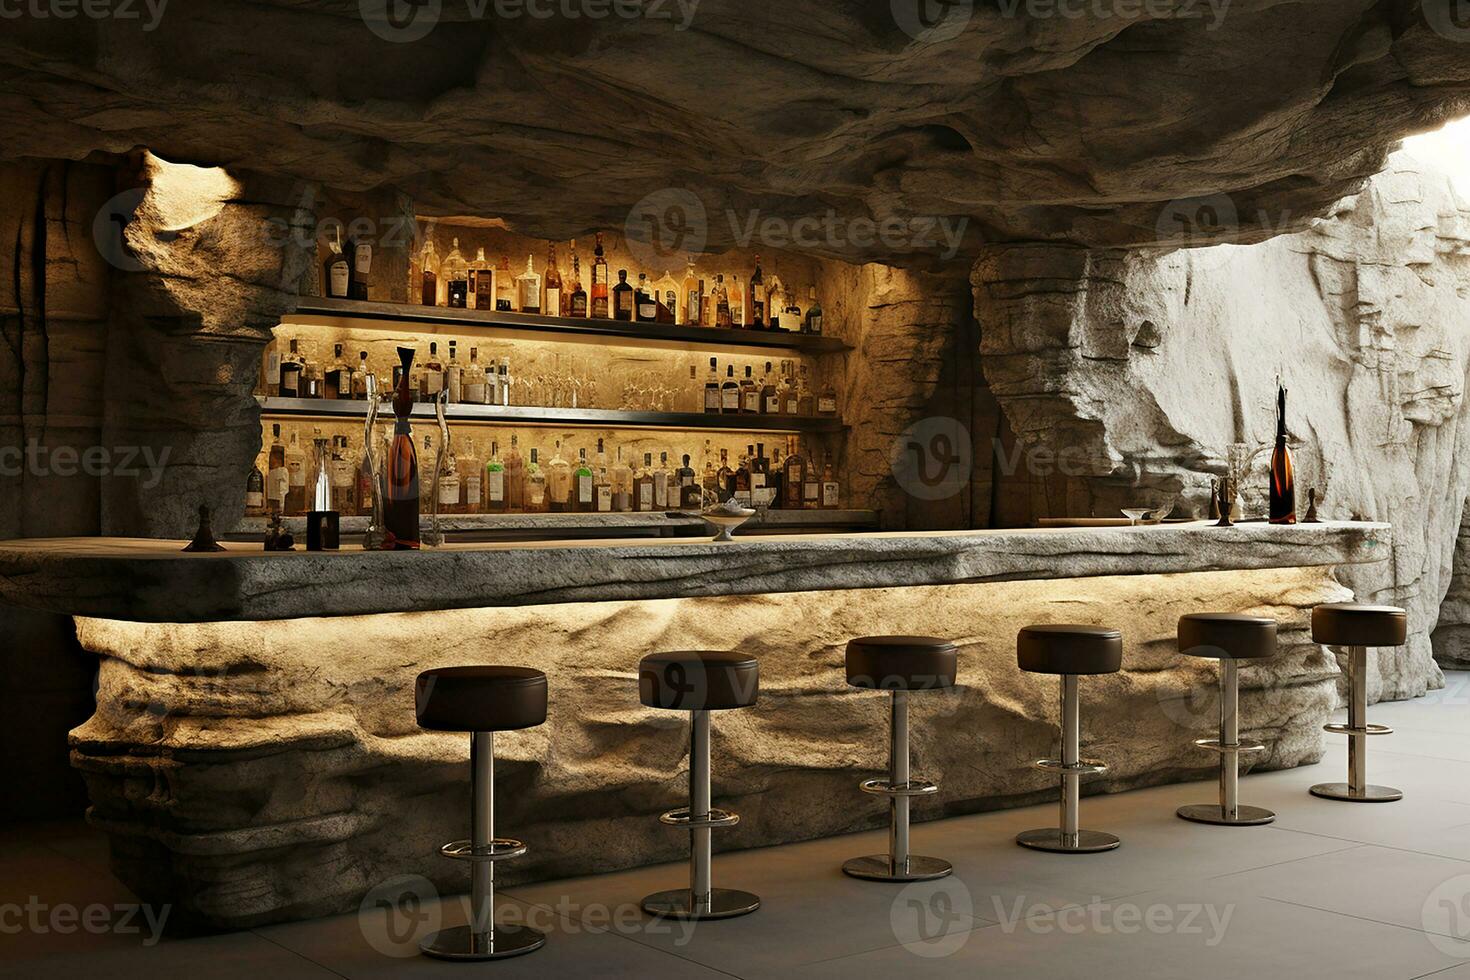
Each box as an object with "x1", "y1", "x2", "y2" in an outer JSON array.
[
  {"x1": 1016, "y1": 624, "x2": 1123, "y2": 853},
  {"x1": 638, "y1": 650, "x2": 760, "y2": 920},
  {"x1": 841, "y1": 635, "x2": 958, "y2": 882},
  {"x1": 1309, "y1": 603, "x2": 1407, "y2": 803},
  {"x1": 414, "y1": 665, "x2": 549, "y2": 961},
  {"x1": 1175, "y1": 613, "x2": 1278, "y2": 826}
]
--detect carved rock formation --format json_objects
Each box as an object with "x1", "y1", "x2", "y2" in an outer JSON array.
[{"x1": 973, "y1": 155, "x2": 1470, "y2": 699}]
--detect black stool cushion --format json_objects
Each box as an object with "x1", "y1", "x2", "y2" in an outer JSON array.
[
  {"x1": 1178, "y1": 613, "x2": 1278, "y2": 660},
  {"x1": 846, "y1": 636, "x2": 957, "y2": 690},
  {"x1": 1312, "y1": 603, "x2": 1407, "y2": 647},
  {"x1": 1017, "y1": 624, "x2": 1122, "y2": 675},
  {"x1": 415, "y1": 666, "x2": 548, "y2": 732},
  {"x1": 639, "y1": 651, "x2": 758, "y2": 711}
]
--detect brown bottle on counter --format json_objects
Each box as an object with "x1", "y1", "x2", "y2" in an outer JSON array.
[
  {"x1": 1268, "y1": 383, "x2": 1296, "y2": 524},
  {"x1": 384, "y1": 346, "x2": 420, "y2": 549}
]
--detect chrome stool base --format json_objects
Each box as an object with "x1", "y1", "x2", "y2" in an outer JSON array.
[
  {"x1": 420, "y1": 924, "x2": 546, "y2": 961},
  {"x1": 1309, "y1": 781, "x2": 1403, "y2": 803},
  {"x1": 641, "y1": 887, "x2": 760, "y2": 920},
  {"x1": 842, "y1": 853, "x2": 952, "y2": 882},
  {"x1": 1016, "y1": 828, "x2": 1121, "y2": 854},
  {"x1": 1176, "y1": 802, "x2": 1275, "y2": 826}
]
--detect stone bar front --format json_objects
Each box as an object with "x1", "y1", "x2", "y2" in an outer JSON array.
[{"x1": 0, "y1": 522, "x2": 1388, "y2": 927}]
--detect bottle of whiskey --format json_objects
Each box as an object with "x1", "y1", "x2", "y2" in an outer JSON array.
[
  {"x1": 445, "y1": 341, "x2": 463, "y2": 403},
  {"x1": 761, "y1": 361, "x2": 779, "y2": 414},
  {"x1": 517, "y1": 254, "x2": 542, "y2": 314},
  {"x1": 632, "y1": 453, "x2": 654, "y2": 512},
  {"x1": 299, "y1": 343, "x2": 324, "y2": 399},
  {"x1": 245, "y1": 456, "x2": 266, "y2": 515},
  {"x1": 284, "y1": 428, "x2": 307, "y2": 514},
  {"x1": 324, "y1": 344, "x2": 350, "y2": 400},
  {"x1": 704, "y1": 357, "x2": 721, "y2": 414},
  {"x1": 546, "y1": 440, "x2": 571, "y2": 512},
  {"x1": 721, "y1": 365, "x2": 740, "y2": 414},
  {"x1": 472, "y1": 247, "x2": 495, "y2": 311},
  {"x1": 420, "y1": 238, "x2": 439, "y2": 306},
  {"x1": 733, "y1": 447, "x2": 752, "y2": 504},
  {"x1": 460, "y1": 438, "x2": 482, "y2": 515},
  {"x1": 593, "y1": 438, "x2": 612, "y2": 512},
  {"x1": 356, "y1": 427, "x2": 377, "y2": 516},
  {"x1": 267, "y1": 424, "x2": 289, "y2": 513},
  {"x1": 279, "y1": 338, "x2": 305, "y2": 398},
  {"x1": 778, "y1": 360, "x2": 798, "y2": 414},
  {"x1": 804, "y1": 285, "x2": 823, "y2": 335},
  {"x1": 495, "y1": 254, "x2": 515, "y2": 311},
  {"x1": 385, "y1": 347, "x2": 421, "y2": 547},
  {"x1": 332, "y1": 436, "x2": 356, "y2": 514},
  {"x1": 767, "y1": 446, "x2": 783, "y2": 507},
  {"x1": 543, "y1": 244, "x2": 563, "y2": 318},
  {"x1": 349, "y1": 230, "x2": 372, "y2": 301},
  {"x1": 766, "y1": 269, "x2": 785, "y2": 331},
  {"x1": 729, "y1": 273, "x2": 744, "y2": 327},
  {"x1": 796, "y1": 365, "x2": 815, "y2": 416},
  {"x1": 420, "y1": 341, "x2": 445, "y2": 400},
  {"x1": 419, "y1": 434, "x2": 436, "y2": 512},
  {"x1": 817, "y1": 375, "x2": 838, "y2": 416},
  {"x1": 717, "y1": 447, "x2": 735, "y2": 501},
  {"x1": 783, "y1": 284, "x2": 802, "y2": 333},
  {"x1": 748, "y1": 254, "x2": 765, "y2": 327},
  {"x1": 497, "y1": 361, "x2": 511, "y2": 406},
  {"x1": 654, "y1": 270, "x2": 679, "y2": 323},
  {"x1": 610, "y1": 446, "x2": 633, "y2": 512},
  {"x1": 568, "y1": 243, "x2": 588, "y2": 318},
  {"x1": 678, "y1": 453, "x2": 700, "y2": 509},
  {"x1": 504, "y1": 433, "x2": 525, "y2": 510},
  {"x1": 590, "y1": 232, "x2": 610, "y2": 318},
  {"x1": 682, "y1": 258, "x2": 701, "y2": 326},
  {"x1": 443, "y1": 238, "x2": 470, "y2": 309},
  {"x1": 821, "y1": 452, "x2": 841, "y2": 509},
  {"x1": 525, "y1": 447, "x2": 547, "y2": 513},
  {"x1": 634, "y1": 273, "x2": 655, "y2": 323},
  {"x1": 1269, "y1": 383, "x2": 1296, "y2": 524},
  {"x1": 783, "y1": 436, "x2": 805, "y2": 510},
  {"x1": 740, "y1": 365, "x2": 760, "y2": 414},
  {"x1": 608, "y1": 269, "x2": 631, "y2": 321},
  {"x1": 325, "y1": 226, "x2": 350, "y2": 299},
  {"x1": 750, "y1": 442, "x2": 770, "y2": 506},
  {"x1": 714, "y1": 274, "x2": 731, "y2": 328},
  {"x1": 655, "y1": 451, "x2": 674, "y2": 509},
  {"x1": 463, "y1": 348, "x2": 487, "y2": 404},
  {"x1": 352, "y1": 351, "x2": 371, "y2": 399},
  {"x1": 436, "y1": 437, "x2": 461, "y2": 515},
  {"x1": 484, "y1": 440, "x2": 506, "y2": 513}
]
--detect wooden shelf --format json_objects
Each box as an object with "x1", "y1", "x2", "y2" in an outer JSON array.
[
  {"x1": 256, "y1": 396, "x2": 847, "y2": 434},
  {"x1": 289, "y1": 296, "x2": 850, "y2": 353}
]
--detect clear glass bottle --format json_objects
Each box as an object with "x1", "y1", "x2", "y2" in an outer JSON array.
[
  {"x1": 325, "y1": 226, "x2": 350, "y2": 299},
  {"x1": 284, "y1": 428, "x2": 307, "y2": 514},
  {"x1": 516, "y1": 253, "x2": 542, "y2": 314},
  {"x1": 654, "y1": 270, "x2": 679, "y2": 323},
  {"x1": 682, "y1": 258, "x2": 701, "y2": 326},
  {"x1": 504, "y1": 433, "x2": 525, "y2": 511},
  {"x1": 419, "y1": 433, "x2": 436, "y2": 511},
  {"x1": 543, "y1": 243, "x2": 563, "y2": 318},
  {"x1": 610, "y1": 446, "x2": 633, "y2": 512},
  {"x1": 438, "y1": 437, "x2": 461, "y2": 515},
  {"x1": 634, "y1": 453, "x2": 656, "y2": 512},
  {"x1": 496, "y1": 254, "x2": 515, "y2": 311},
  {"x1": 445, "y1": 340, "x2": 463, "y2": 403},
  {"x1": 796, "y1": 364, "x2": 815, "y2": 416},
  {"x1": 593, "y1": 437, "x2": 612, "y2": 513},
  {"x1": 420, "y1": 341, "x2": 445, "y2": 400},
  {"x1": 656, "y1": 451, "x2": 676, "y2": 510},
  {"x1": 779, "y1": 360, "x2": 798, "y2": 415},
  {"x1": 443, "y1": 238, "x2": 470, "y2": 309},
  {"x1": 760, "y1": 361, "x2": 779, "y2": 414},
  {"x1": 332, "y1": 436, "x2": 356, "y2": 514},
  {"x1": 484, "y1": 439, "x2": 506, "y2": 513},
  {"x1": 469, "y1": 246, "x2": 493, "y2": 310},
  {"x1": 729, "y1": 272, "x2": 744, "y2": 327},
  {"x1": 352, "y1": 350, "x2": 372, "y2": 399},
  {"x1": 740, "y1": 365, "x2": 760, "y2": 414},
  {"x1": 525, "y1": 447, "x2": 547, "y2": 513},
  {"x1": 802, "y1": 449, "x2": 821, "y2": 509},
  {"x1": 498, "y1": 361, "x2": 511, "y2": 407},
  {"x1": 460, "y1": 438, "x2": 482, "y2": 514},
  {"x1": 546, "y1": 440, "x2": 571, "y2": 512},
  {"x1": 463, "y1": 348, "x2": 488, "y2": 404},
  {"x1": 267, "y1": 423, "x2": 289, "y2": 513},
  {"x1": 635, "y1": 273, "x2": 657, "y2": 323},
  {"x1": 713, "y1": 273, "x2": 731, "y2": 328}
]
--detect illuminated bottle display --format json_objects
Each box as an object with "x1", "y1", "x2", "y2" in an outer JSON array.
[
  {"x1": 384, "y1": 346, "x2": 421, "y2": 549},
  {"x1": 1269, "y1": 382, "x2": 1296, "y2": 524}
]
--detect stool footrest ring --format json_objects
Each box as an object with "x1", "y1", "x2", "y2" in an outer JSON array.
[
  {"x1": 858, "y1": 777, "x2": 939, "y2": 798},
  {"x1": 1033, "y1": 758, "x2": 1107, "y2": 776},
  {"x1": 1192, "y1": 737, "x2": 1267, "y2": 754},
  {"x1": 659, "y1": 806, "x2": 740, "y2": 829},
  {"x1": 439, "y1": 838, "x2": 527, "y2": 862},
  {"x1": 1323, "y1": 723, "x2": 1393, "y2": 736}
]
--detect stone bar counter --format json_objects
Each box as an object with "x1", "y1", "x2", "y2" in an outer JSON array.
[{"x1": 0, "y1": 521, "x2": 1388, "y2": 927}]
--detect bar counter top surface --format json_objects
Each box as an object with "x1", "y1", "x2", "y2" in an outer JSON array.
[{"x1": 0, "y1": 521, "x2": 1390, "y2": 622}]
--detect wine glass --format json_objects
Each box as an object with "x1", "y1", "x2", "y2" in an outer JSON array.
[{"x1": 1121, "y1": 507, "x2": 1151, "y2": 526}]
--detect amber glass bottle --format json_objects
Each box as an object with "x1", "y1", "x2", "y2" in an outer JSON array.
[
  {"x1": 384, "y1": 346, "x2": 421, "y2": 548},
  {"x1": 1268, "y1": 383, "x2": 1295, "y2": 524}
]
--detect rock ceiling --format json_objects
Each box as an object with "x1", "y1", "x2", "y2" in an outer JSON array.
[{"x1": 2, "y1": 0, "x2": 1469, "y2": 267}]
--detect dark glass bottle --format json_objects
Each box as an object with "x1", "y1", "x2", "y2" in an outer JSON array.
[
  {"x1": 384, "y1": 346, "x2": 421, "y2": 549},
  {"x1": 1268, "y1": 383, "x2": 1296, "y2": 524},
  {"x1": 612, "y1": 269, "x2": 634, "y2": 321}
]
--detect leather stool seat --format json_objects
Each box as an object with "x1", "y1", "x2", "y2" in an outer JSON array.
[
  {"x1": 846, "y1": 635, "x2": 958, "y2": 690},
  {"x1": 639, "y1": 651, "x2": 759, "y2": 711},
  {"x1": 1178, "y1": 613, "x2": 1278, "y2": 660},
  {"x1": 1312, "y1": 604, "x2": 1407, "y2": 647},
  {"x1": 1017, "y1": 625, "x2": 1122, "y2": 675},
  {"x1": 415, "y1": 666, "x2": 548, "y2": 732}
]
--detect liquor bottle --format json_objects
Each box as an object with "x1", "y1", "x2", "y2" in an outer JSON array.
[
  {"x1": 471, "y1": 247, "x2": 494, "y2": 311},
  {"x1": 721, "y1": 365, "x2": 740, "y2": 414},
  {"x1": 419, "y1": 434, "x2": 437, "y2": 512},
  {"x1": 740, "y1": 365, "x2": 760, "y2": 414},
  {"x1": 299, "y1": 344, "x2": 323, "y2": 398},
  {"x1": 420, "y1": 238, "x2": 439, "y2": 306},
  {"x1": 573, "y1": 447, "x2": 594, "y2": 512},
  {"x1": 717, "y1": 448, "x2": 735, "y2": 501},
  {"x1": 349, "y1": 229, "x2": 372, "y2": 301},
  {"x1": 568, "y1": 243, "x2": 588, "y2": 317},
  {"x1": 504, "y1": 433, "x2": 525, "y2": 510},
  {"x1": 778, "y1": 360, "x2": 798, "y2": 415},
  {"x1": 332, "y1": 436, "x2": 356, "y2": 514},
  {"x1": 590, "y1": 232, "x2": 610, "y2": 318},
  {"x1": 325, "y1": 225, "x2": 350, "y2": 299},
  {"x1": 495, "y1": 254, "x2": 515, "y2": 311},
  {"x1": 802, "y1": 450, "x2": 821, "y2": 510},
  {"x1": 767, "y1": 447, "x2": 783, "y2": 507},
  {"x1": 267, "y1": 423, "x2": 289, "y2": 512},
  {"x1": 750, "y1": 442, "x2": 769, "y2": 506},
  {"x1": 748, "y1": 254, "x2": 765, "y2": 327},
  {"x1": 485, "y1": 440, "x2": 507, "y2": 513},
  {"x1": 678, "y1": 453, "x2": 700, "y2": 509},
  {"x1": 324, "y1": 343, "x2": 350, "y2": 400},
  {"x1": 497, "y1": 361, "x2": 511, "y2": 406},
  {"x1": 817, "y1": 375, "x2": 838, "y2": 416},
  {"x1": 654, "y1": 270, "x2": 679, "y2": 324},
  {"x1": 352, "y1": 351, "x2": 371, "y2": 399},
  {"x1": 309, "y1": 427, "x2": 333, "y2": 517},
  {"x1": 437, "y1": 437, "x2": 461, "y2": 515},
  {"x1": 546, "y1": 440, "x2": 571, "y2": 512},
  {"x1": 245, "y1": 456, "x2": 266, "y2": 515},
  {"x1": 610, "y1": 446, "x2": 633, "y2": 512},
  {"x1": 685, "y1": 364, "x2": 701, "y2": 412},
  {"x1": 385, "y1": 347, "x2": 421, "y2": 547},
  {"x1": 729, "y1": 273, "x2": 744, "y2": 327},
  {"x1": 1269, "y1": 383, "x2": 1296, "y2": 524},
  {"x1": 279, "y1": 338, "x2": 304, "y2": 397},
  {"x1": 517, "y1": 254, "x2": 542, "y2": 314},
  {"x1": 284, "y1": 428, "x2": 307, "y2": 514},
  {"x1": 733, "y1": 447, "x2": 752, "y2": 503},
  {"x1": 460, "y1": 439, "x2": 483, "y2": 514},
  {"x1": 593, "y1": 438, "x2": 612, "y2": 512},
  {"x1": 356, "y1": 427, "x2": 376, "y2": 516},
  {"x1": 804, "y1": 285, "x2": 823, "y2": 335},
  {"x1": 821, "y1": 452, "x2": 841, "y2": 509},
  {"x1": 782, "y1": 436, "x2": 805, "y2": 510},
  {"x1": 260, "y1": 334, "x2": 282, "y2": 397},
  {"x1": 443, "y1": 238, "x2": 470, "y2": 309},
  {"x1": 682, "y1": 258, "x2": 701, "y2": 326},
  {"x1": 713, "y1": 274, "x2": 731, "y2": 328},
  {"x1": 783, "y1": 285, "x2": 802, "y2": 333},
  {"x1": 796, "y1": 365, "x2": 815, "y2": 416},
  {"x1": 761, "y1": 361, "x2": 779, "y2": 414},
  {"x1": 463, "y1": 348, "x2": 488, "y2": 404},
  {"x1": 701, "y1": 439, "x2": 718, "y2": 497},
  {"x1": 656, "y1": 451, "x2": 675, "y2": 509},
  {"x1": 633, "y1": 273, "x2": 653, "y2": 323},
  {"x1": 766, "y1": 269, "x2": 785, "y2": 331},
  {"x1": 704, "y1": 357, "x2": 721, "y2": 414},
  {"x1": 525, "y1": 448, "x2": 547, "y2": 513},
  {"x1": 543, "y1": 244, "x2": 563, "y2": 318},
  {"x1": 420, "y1": 341, "x2": 445, "y2": 400},
  {"x1": 612, "y1": 270, "x2": 634, "y2": 321},
  {"x1": 632, "y1": 453, "x2": 654, "y2": 512},
  {"x1": 445, "y1": 340, "x2": 463, "y2": 403}
]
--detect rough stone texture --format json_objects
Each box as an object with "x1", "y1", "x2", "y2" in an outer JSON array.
[
  {"x1": 70, "y1": 564, "x2": 1349, "y2": 927},
  {"x1": 1434, "y1": 497, "x2": 1470, "y2": 666},
  {"x1": 2, "y1": 4, "x2": 1469, "y2": 267},
  {"x1": 0, "y1": 521, "x2": 1387, "y2": 622},
  {"x1": 972, "y1": 156, "x2": 1470, "y2": 701}
]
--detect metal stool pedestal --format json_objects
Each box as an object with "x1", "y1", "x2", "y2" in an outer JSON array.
[
  {"x1": 1178, "y1": 659, "x2": 1275, "y2": 826},
  {"x1": 1017, "y1": 674, "x2": 1120, "y2": 854},
  {"x1": 1310, "y1": 646, "x2": 1401, "y2": 803}
]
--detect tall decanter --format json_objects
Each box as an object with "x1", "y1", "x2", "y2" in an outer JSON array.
[
  {"x1": 1268, "y1": 382, "x2": 1296, "y2": 524},
  {"x1": 385, "y1": 346, "x2": 421, "y2": 548}
]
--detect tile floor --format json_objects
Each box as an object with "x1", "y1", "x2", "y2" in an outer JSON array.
[{"x1": 7, "y1": 675, "x2": 1470, "y2": 979}]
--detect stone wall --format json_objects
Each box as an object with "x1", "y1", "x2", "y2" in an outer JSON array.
[{"x1": 972, "y1": 155, "x2": 1470, "y2": 700}]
